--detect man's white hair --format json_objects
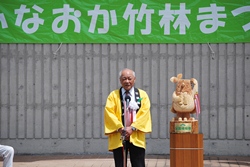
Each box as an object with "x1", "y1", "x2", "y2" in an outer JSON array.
[{"x1": 119, "y1": 68, "x2": 135, "y2": 78}]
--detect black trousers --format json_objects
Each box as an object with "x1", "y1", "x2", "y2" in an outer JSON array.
[{"x1": 113, "y1": 141, "x2": 145, "y2": 167}]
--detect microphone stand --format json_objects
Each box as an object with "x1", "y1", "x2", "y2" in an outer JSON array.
[
  {"x1": 122, "y1": 99, "x2": 127, "y2": 167},
  {"x1": 122, "y1": 96, "x2": 131, "y2": 167}
]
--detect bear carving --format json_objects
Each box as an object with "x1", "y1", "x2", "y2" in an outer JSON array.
[{"x1": 170, "y1": 73, "x2": 198, "y2": 121}]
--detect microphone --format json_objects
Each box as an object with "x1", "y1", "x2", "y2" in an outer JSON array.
[{"x1": 125, "y1": 95, "x2": 131, "y2": 108}]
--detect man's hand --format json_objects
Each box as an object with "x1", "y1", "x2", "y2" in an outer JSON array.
[
  {"x1": 117, "y1": 128, "x2": 123, "y2": 134},
  {"x1": 119, "y1": 126, "x2": 135, "y2": 140},
  {"x1": 125, "y1": 126, "x2": 133, "y2": 136}
]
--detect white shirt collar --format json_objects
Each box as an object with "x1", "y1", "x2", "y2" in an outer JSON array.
[{"x1": 122, "y1": 87, "x2": 134, "y2": 96}]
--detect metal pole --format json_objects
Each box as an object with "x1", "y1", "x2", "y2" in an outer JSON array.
[{"x1": 122, "y1": 99, "x2": 127, "y2": 167}]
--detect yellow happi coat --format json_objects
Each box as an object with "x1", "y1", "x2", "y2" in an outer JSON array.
[{"x1": 104, "y1": 88, "x2": 152, "y2": 151}]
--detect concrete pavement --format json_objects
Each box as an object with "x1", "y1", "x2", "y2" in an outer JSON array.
[{"x1": 8, "y1": 154, "x2": 250, "y2": 167}]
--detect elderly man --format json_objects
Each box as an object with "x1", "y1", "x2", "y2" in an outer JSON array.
[{"x1": 104, "y1": 68, "x2": 152, "y2": 167}]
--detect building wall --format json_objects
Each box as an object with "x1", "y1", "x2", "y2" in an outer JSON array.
[{"x1": 0, "y1": 43, "x2": 249, "y2": 156}]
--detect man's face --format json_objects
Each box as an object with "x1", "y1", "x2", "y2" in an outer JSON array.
[{"x1": 120, "y1": 69, "x2": 136, "y2": 91}]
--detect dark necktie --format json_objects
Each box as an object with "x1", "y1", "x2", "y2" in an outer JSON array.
[{"x1": 125, "y1": 90, "x2": 129, "y2": 96}]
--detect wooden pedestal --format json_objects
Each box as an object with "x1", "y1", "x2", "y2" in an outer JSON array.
[{"x1": 170, "y1": 133, "x2": 203, "y2": 167}]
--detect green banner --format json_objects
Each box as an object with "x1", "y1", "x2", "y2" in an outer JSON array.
[{"x1": 0, "y1": 0, "x2": 250, "y2": 43}]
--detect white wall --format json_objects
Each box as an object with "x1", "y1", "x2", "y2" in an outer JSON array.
[{"x1": 0, "y1": 43, "x2": 249, "y2": 156}]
